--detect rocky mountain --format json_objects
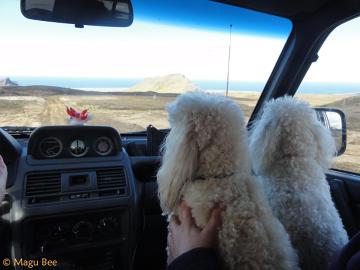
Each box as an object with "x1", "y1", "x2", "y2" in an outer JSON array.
[
  {"x1": 128, "y1": 74, "x2": 198, "y2": 93},
  {"x1": 0, "y1": 74, "x2": 198, "y2": 95},
  {"x1": 0, "y1": 77, "x2": 18, "y2": 87}
]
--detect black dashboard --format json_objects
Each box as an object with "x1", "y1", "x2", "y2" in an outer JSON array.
[
  {"x1": 0, "y1": 125, "x2": 168, "y2": 270},
  {"x1": 28, "y1": 126, "x2": 121, "y2": 160}
]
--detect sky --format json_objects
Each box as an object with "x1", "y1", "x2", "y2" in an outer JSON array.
[
  {"x1": 303, "y1": 19, "x2": 360, "y2": 84},
  {"x1": 0, "y1": 0, "x2": 290, "y2": 82},
  {"x1": 0, "y1": 0, "x2": 359, "y2": 87}
]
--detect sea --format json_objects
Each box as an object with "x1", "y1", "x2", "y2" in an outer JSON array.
[{"x1": 7, "y1": 76, "x2": 360, "y2": 94}]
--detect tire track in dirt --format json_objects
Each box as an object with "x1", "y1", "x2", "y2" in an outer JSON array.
[{"x1": 41, "y1": 96, "x2": 68, "y2": 125}]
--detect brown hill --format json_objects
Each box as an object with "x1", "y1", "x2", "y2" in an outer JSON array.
[
  {"x1": 324, "y1": 94, "x2": 360, "y2": 131},
  {"x1": 128, "y1": 74, "x2": 198, "y2": 93},
  {"x1": 0, "y1": 85, "x2": 181, "y2": 98},
  {"x1": 0, "y1": 85, "x2": 102, "y2": 96}
]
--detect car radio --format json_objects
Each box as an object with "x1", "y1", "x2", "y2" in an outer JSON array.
[{"x1": 21, "y1": 208, "x2": 131, "y2": 270}]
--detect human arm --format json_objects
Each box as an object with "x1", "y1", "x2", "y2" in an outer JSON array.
[
  {"x1": 0, "y1": 155, "x2": 7, "y2": 202},
  {"x1": 166, "y1": 202, "x2": 223, "y2": 270},
  {"x1": 329, "y1": 231, "x2": 360, "y2": 270}
]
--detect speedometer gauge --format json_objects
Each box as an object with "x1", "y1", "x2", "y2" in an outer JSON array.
[
  {"x1": 94, "y1": 137, "x2": 114, "y2": 156},
  {"x1": 39, "y1": 137, "x2": 63, "y2": 158}
]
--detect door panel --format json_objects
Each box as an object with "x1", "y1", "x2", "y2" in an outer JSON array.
[{"x1": 327, "y1": 170, "x2": 360, "y2": 238}]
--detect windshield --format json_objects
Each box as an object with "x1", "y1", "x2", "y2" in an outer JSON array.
[{"x1": 0, "y1": 0, "x2": 291, "y2": 132}]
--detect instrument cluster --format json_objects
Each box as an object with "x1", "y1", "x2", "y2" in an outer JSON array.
[
  {"x1": 28, "y1": 126, "x2": 121, "y2": 159},
  {"x1": 39, "y1": 136, "x2": 114, "y2": 158}
]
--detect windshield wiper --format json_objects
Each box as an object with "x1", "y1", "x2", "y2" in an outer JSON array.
[{"x1": 1, "y1": 126, "x2": 36, "y2": 138}]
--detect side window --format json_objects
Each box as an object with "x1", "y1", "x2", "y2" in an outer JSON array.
[{"x1": 296, "y1": 17, "x2": 360, "y2": 174}]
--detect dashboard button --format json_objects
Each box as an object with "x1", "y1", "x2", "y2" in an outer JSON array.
[
  {"x1": 98, "y1": 216, "x2": 119, "y2": 234},
  {"x1": 72, "y1": 221, "x2": 94, "y2": 239}
]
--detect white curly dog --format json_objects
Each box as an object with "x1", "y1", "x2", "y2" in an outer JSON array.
[
  {"x1": 157, "y1": 91, "x2": 299, "y2": 270},
  {"x1": 249, "y1": 96, "x2": 348, "y2": 270}
]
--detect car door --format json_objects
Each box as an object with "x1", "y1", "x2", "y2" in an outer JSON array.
[{"x1": 294, "y1": 17, "x2": 360, "y2": 238}]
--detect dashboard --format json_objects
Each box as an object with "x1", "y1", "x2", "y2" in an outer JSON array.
[
  {"x1": 0, "y1": 125, "x2": 168, "y2": 270},
  {"x1": 28, "y1": 126, "x2": 120, "y2": 160}
]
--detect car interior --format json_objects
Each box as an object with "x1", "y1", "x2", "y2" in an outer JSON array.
[{"x1": 0, "y1": 0, "x2": 360, "y2": 269}]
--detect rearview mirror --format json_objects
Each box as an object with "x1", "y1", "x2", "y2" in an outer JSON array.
[
  {"x1": 21, "y1": 0, "x2": 133, "y2": 28},
  {"x1": 315, "y1": 108, "x2": 347, "y2": 156}
]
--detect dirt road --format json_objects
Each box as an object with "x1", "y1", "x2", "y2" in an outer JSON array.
[{"x1": 41, "y1": 97, "x2": 68, "y2": 125}]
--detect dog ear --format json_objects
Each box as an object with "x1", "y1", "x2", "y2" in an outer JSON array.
[
  {"x1": 249, "y1": 115, "x2": 282, "y2": 174},
  {"x1": 311, "y1": 120, "x2": 337, "y2": 171},
  {"x1": 157, "y1": 111, "x2": 198, "y2": 214}
]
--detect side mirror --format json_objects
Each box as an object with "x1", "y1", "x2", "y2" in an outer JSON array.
[
  {"x1": 21, "y1": 0, "x2": 133, "y2": 28},
  {"x1": 314, "y1": 108, "x2": 347, "y2": 156}
]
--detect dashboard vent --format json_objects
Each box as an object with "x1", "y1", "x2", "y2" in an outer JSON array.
[
  {"x1": 96, "y1": 168, "x2": 127, "y2": 196},
  {"x1": 25, "y1": 172, "x2": 62, "y2": 204}
]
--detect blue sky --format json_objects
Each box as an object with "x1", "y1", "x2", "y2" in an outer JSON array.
[
  {"x1": 0, "y1": 0, "x2": 290, "y2": 82},
  {"x1": 131, "y1": 0, "x2": 290, "y2": 37},
  {"x1": 0, "y1": 0, "x2": 359, "y2": 89}
]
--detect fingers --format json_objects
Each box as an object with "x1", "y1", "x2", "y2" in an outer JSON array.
[
  {"x1": 168, "y1": 215, "x2": 179, "y2": 262},
  {"x1": 202, "y1": 206, "x2": 223, "y2": 236},
  {"x1": 179, "y1": 201, "x2": 194, "y2": 228},
  {"x1": 178, "y1": 201, "x2": 188, "y2": 221},
  {"x1": 0, "y1": 155, "x2": 5, "y2": 168},
  {"x1": 168, "y1": 215, "x2": 180, "y2": 238},
  {"x1": 170, "y1": 214, "x2": 181, "y2": 226},
  {"x1": 167, "y1": 230, "x2": 175, "y2": 265}
]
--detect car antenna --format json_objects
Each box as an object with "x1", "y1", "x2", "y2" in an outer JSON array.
[{"x1": 226, "y1": 24, "x2": 232, "y2": 97}]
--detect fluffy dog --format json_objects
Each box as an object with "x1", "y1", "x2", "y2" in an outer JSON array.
[
  {"x1": 157, "y1": 91, "x2": 299, "y2": 270},
  {"x1": 249, "y1": 96, "x2": 348, "y2": 270}
]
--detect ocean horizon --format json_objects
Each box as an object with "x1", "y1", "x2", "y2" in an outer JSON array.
[{"x1": 5, "y1": 76, "x2": 360, "y2": 94}]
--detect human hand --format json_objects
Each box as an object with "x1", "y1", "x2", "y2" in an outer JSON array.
[
  {"x1": 167, "y1": 201, "x2": 224, "y2": 264},
  {"x1": 0, "y1": 155, "x2": 7, "y2": 201}
]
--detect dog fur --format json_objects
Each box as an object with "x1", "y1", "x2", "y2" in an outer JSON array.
[
  {"x1": 249, "y1": 96, "x2": 348, "y2": 270},
  {"x1": 157, "y1": 91, "x2": 299, "y2": 270}
]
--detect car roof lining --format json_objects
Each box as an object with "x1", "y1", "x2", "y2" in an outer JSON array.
[{"x1": 212, "y1": 0, "x2": 332, "y2": 19}]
